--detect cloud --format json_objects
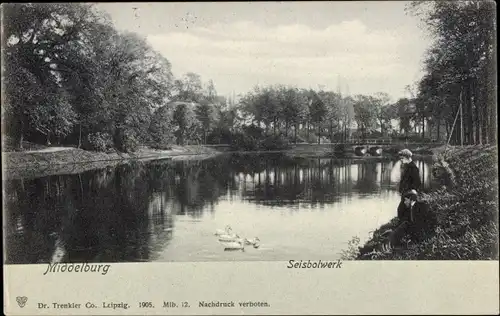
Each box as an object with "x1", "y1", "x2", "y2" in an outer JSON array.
[{"x1": 147, "y1": 20, "x2": 419, "y2": 99}]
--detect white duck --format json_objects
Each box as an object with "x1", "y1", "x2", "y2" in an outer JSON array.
[
  {"x1": 218, "y1": 233, "x2": 242, "y2": 242},
  {"x1": 244, "y1": 237, "x2": 261, "y2": 249},
  {"x1": 220, "y1": 239, "x2": 245, "y2": 251},
  {"x1": 214, "y1": 225, "x2": 232, "y2": 236}
]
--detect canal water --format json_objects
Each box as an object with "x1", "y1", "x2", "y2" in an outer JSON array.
[{"x1": 4, "y1": 153, "x2": 435, "y2": 263}]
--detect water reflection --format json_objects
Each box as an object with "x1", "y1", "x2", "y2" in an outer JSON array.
[{"x1": 4, "y1": 154, "x2": 434, "y2": 263}]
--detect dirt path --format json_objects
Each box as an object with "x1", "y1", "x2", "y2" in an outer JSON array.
[{"x1": 24, "y1": 147, "x2": 76, "y2": 153}]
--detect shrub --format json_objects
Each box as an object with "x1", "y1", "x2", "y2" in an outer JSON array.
[
  {"x1": 114, "y1": 128, "x2": 139, "y2": 153},
  {"x1": 332, "y1": 143, "x2": 345, "y2": 152},
  {"x1": 259, "y1": 134, "x2": 290, "y2": 150},
  {"x1": 229, "y1": 132, "x2": 259, "y2": 151},
  {"x1": 83, "y1": 132, "x2": 113, "y2": 152},
  {"x1": 340, "y1": 236, "x2": 361, "y2": 260},
  {"x1": 207, "y1": 127, "x2": 232, "y2": 145}
]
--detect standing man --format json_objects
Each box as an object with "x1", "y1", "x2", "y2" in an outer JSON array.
[
  {"x1": 398, "y1": 149, "x2": 421, "y2": 194},
  {"x1": 397, "y1": 149, "x2": 421, "y2": 217}
]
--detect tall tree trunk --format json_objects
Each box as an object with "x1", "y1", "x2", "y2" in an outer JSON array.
[
  {"x1": 19, "y1": 119, "x2": 24, "y2": 149},
  {"x1": 317, "y1": 121, "x2": 320, "y2": 144},
  {"x1": 488, "y1": 49, "x2": 496, "y2": 144},
  {"x1": 474, "y1": 81, "x2": 481, "y2": 145},
  {"x1": 78, "y1": 123, "x2": 82, "y2": 148},
  {"x1": 482, "y1": 88, "x2": 489, "y2": 144},
  {"x1": 329, "y1": 121, "x2": 333, "y2": 142},
  {"x1": 466, "y1": 82, "x2": 474, "y2": 145},
  {"x1": 422, "y1": 115, "x2": 425, "y2": 139},
  {"x1": 294, "y1": 123, "x2": 298, "y2": 144},
  {"x1": 437, "y1": 117, "x2": 441, "y2": 141},
  {"x1": 445, "y1": 122, "x2": 450, "y2": 143}
]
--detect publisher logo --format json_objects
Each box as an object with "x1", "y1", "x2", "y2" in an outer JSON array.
[{"x1": 16, "y1": 296, "x2": 28, "y2": 308}]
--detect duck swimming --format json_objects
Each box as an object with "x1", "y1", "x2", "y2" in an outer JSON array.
[
  {"x1": 245, "y1": 237, "x2": 261, "y2": 249},
  {"x1": 214, "y1": 225, "x2": 232, "y2": 236},
  {"x1": 220, "y1": 239, "x2": 245, "y2": 251},
  {"x1": 218, "y1": 233, "x2": 241, "y2": 243}
]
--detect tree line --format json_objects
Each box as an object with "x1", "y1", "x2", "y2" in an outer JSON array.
[
  {"x1": 2, "y1": 4, "x2": 231, "y2": 152},
  {"x1": 408, "y1": 1, "x2": 496, "y2": 145},
  {"x1": 3, "y1": 3, "x2": 495, "y2": 153}
]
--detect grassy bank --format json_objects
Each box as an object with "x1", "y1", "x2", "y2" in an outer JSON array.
[
  {"x1": 2, "y1": 145, "x2": 223, "y2": 180},
  {"x1": 343, "y1": 145, "x2": 499, "y2": 260}
]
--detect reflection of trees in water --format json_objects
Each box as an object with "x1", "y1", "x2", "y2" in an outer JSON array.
[
  {"x1": 353, "y1": 163, "x2": 380, "y2": 194},
  {"x1": 4, "y1": 155, "x2": 433, "y2": 264},
  {"x1": 238, "y1": 157, "x2": 394, "y2": 207},
  {"x1": 4, "y1": 158, "x2": 233, "y2": 264}
]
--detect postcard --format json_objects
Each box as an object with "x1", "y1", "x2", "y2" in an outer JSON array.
[{"x1": 2, "y1": 1, "x2": 498, "y2": 315}]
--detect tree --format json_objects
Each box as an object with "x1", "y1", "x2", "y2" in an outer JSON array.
[
  {"x1": 339, "y1": 95, "x2": 355, "y2": 142},
  {"x1": 173, "y1": 102, "x2": 200, "y2": 145},
  {"x1": 259, "y1": 87, "x2": 279, "y2": 135},
  {"x1": 353, "y1": 95, "x2": 379, "y2": 139},
  {"x1": 318, "y1": 91, "x2": 341, "y2": 142},
  {"x1": 149, "y1": 105, "x2": 175, "y2": 149},
  {"x1": 373, "y1": 92, "x2": 393, "y2": 137},
  {"x1": 195, "y1": 100, "x2": 214, "y2": 144},
  {"x1": 2, "y1": 3, "x2": 100, "y2": 147},
  {"x1": 2, "y1": 3, "x2": 175, "y2": 152},
  {"x1": 409, "y1": 1, "x2": 496, "y2": 145},
  {"x1": 309, "y1": 90, "x2": 327, "y2": 144},
  {"x1": 277, "y1": 86, "x2": 307, "y2": 140},
  {"x1": 173, "y1": 72, "x2": 203, "y2": 102},
  {"x1": 394, "y1": 98, "x2": 413, "y2": 136}
]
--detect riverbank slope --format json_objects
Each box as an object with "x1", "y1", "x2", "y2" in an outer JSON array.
[
  {"x1": 2, "y1": 145, "x2": 224, "y2": 179},
  {"x1": 348, "y1": 145, "x2": 498, "y2": 260}
]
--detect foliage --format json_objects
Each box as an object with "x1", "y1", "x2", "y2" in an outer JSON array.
[
  {"x1": 229, "y1": 132, "x2": 259, "y2": 151},
  {"x1": 3, "y1": 2, "x2": 494, "y2": 153},
  {"x1": 207, "y1": 127, "x2": 232, "y2": 145},
  {"x1": 259, "y1": 134, "x2": 291, "y2": 151},
  {"x1": 2, "y1": 3, "x2": 174, "y2": 152},
  {"x1": 194, "y1": 100, "x2": 215, "y2": 144},
  {"x1": 83, "y1": 132, "x2": 114, "y2": 152},
  {"x1": 149, "y1": 105, "x2": 175, "y2": 149},
  {"x1": 173, "y1": 72, "x2": 204, "y2": 103},
  {"x1": 172, "y1": 102, "x2": 201, "y2": 145},
  {"x1": 408, "y1": 1, "x2": 496, "y2": 145},
  {"x1": 114, "y1": 128, "x2": 140, "y2": 153},
  {"x1": 339, "y1": 236, "x2": 361, "y2": 260},
  {"x1": 353, "y1": 95, "x2": 379, "y2": 138}
]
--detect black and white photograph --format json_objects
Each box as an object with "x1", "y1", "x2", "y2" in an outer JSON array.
[{"x1": 2, "y1": 1, "x2": 498, "y2": 315}]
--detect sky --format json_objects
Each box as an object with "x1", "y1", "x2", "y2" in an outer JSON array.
[{"x1": 98, "y1": 2, "x2": 432, "y2": 102}]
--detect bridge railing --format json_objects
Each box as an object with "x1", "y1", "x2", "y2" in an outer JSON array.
[
  {"x1": 290, "y1": 139, "x2": 444, "y2": 145},
  {"x1": 346, "y1": 138, "x2": 393, "y2": 144}
]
